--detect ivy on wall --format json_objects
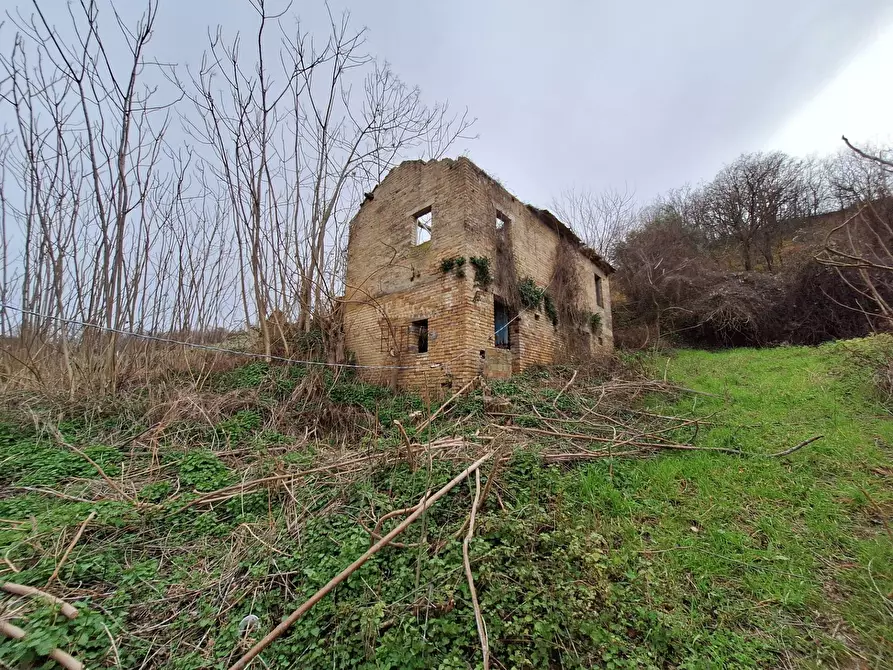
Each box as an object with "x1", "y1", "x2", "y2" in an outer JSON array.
[
  {"x1": 517, "y1": 277, "x2": 545, "y2": 310},
  {"x1": 517, "y1": 276, "x2": 601, "y2": 333},
  {"x1": 439, "y1": 256, "x2": 466, "y2": 278},
  {"x1": 470, "y1": 257, "x2": 492, "y2": 288}
]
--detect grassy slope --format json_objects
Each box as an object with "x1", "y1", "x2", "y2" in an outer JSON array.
[
  {"x1": 576, "y1": 342, "x2": 893, "y2": 668},
  {"x1": 0, "y1": 342, "x2": 890, "y2": 669}
]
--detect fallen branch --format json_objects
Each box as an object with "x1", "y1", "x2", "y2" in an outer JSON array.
[
  {"x1": 766, "y1": 435, "x2": 823, "y2": 458},
  {"x1": 359, "y1": 497, "x2": 430, "y2": 549},
  {"x1": 228, "y1": 451, "x2": 495, "y2": 670},
  {"x1": 393, "y1": 420, "x2": 416, "y2": 470},
  {"x1": 463, "y1": 468, "x2": 489, "y2": 670},
  {"x1": 552, "y1": 370, "x2": 577, "y2": 409},
  {"x1": 34, "y1": 414, "x2": 137, "y2": 505},
  {"x1": 47, "y1": 510, "x2": 96, "y2": 586},
  {"x1": 542, "y1": 449, "x2": 645, "y2": 463},
  {"x1": 9, "y1": 487, "x2": 97, "y2": 504},
  {"x1": 416, "y1": 378, "x2": 476, "y2": 434},
  {"x1": 372, "y1": 500, "x2": 425, "y2": 538},
  {"x1": 0, "y1": 621, "x2": 83, "y2": 670},
  {"x1": 2, "y1": 582, "x2": 79, "y2": 619},
  {"x1": 652, "y1": 435, "x2": 823, "y2": 458},
  {"x1": 496, "y1": 424, "x2": 823, "y2": 458},
  {"x1": 494, "y1": 424, "x2": 693, "y2": 450}
]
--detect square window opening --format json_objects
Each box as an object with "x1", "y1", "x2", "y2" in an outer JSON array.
[
  {"x1": 414, "y1": 207, "x2": 432, "y2": 245},
  {"x1": 496, "y1": 212, "x2": 508, "y2": 231},
  {"x1": 411, "y1": 319, "x2": 429, "y2": 354},
  {"x1": 595, "y1": 274, "x2": 604, "y2": 308},
  {"x1": 494, "y1": 299, "x2": 513, "y2": 349}
]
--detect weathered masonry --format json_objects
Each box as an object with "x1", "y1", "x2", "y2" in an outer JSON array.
[{"x1": 342, "y1": 157, "x2": 614, "y2": 393}]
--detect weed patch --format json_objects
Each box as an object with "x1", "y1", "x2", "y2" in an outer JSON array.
[{"x1": 1, "y1": 347, "x2": 890, "y2": 668}]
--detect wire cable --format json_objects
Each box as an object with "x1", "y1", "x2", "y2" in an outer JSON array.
[{"x1": 0, "y1": 304, "x2": 424, "y2": 371}]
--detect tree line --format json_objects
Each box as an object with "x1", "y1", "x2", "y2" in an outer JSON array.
[{"x1": 554, "y1": 145, "x2": 893, "y2": 347}]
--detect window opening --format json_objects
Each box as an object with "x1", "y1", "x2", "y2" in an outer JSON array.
[
  {"x1": 595, "y1": 274, "x2": 604, "y2": 308},
  {"x1": 411, "y1": 319, "x2": 429, "y2": 354},
  {"x1": 496, "y1": 212, "x2": 508, "y2": 231},
  {"x1": 414, "y1": 208, "x2": 432, "y2": 245},
  {"x1": 494, "y1": 299, "x2": 511, "y2": 349}
]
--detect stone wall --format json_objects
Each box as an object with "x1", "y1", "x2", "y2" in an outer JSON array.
[{"x1": 343, "y1": 156, "x2": 613, "y2": 394}]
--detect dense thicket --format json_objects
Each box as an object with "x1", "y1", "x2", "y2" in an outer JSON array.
[{"x1": 604, "y1": 148, "x2": 893, "y2": 348}]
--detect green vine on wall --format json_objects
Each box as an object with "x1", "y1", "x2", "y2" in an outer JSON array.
[
  {"x1": 518, "y1": 277, "x2": 545, "y2": 310},
  {"x1": 470, "y1": 257, "x2": 492, "y2": 288},
  {"x1": 518, "y1": 276, "x2": 596, "y2": 330},
  {"x1": 439, "y1": 256, "x2": 466, "y2": 278},
  {"x1": 589, "y1": 312, "x2": 602, "y2": 333},
  {"x1": 543, "y1": 293, "x2": 558, "y2": 327}
]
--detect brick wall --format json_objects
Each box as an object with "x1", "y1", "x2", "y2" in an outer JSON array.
[{"x1": 343, "y1": 157, "x2": 613, "y2": 393}]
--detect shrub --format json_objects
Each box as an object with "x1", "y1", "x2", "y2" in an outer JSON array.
[
  {"x1": 469, "y1": 256, "x2": 492, "y2": 288},
  {"x1": 543, "y1": 293, "x2": 558, "y2": 326},
  {"x1": 613, "y1": 208, "x2": 892, "y2": 348},
  {"x1": 178, "y1": 451, "x2": 232, "y2": 492},
  {"x1": 518, "y1": 277, "x2": 545, "y2": 310},
  {"x1": 439, "y1": 256, "x2": 466, "y2": 278},
  {"x1": 589, "y1": 312, "x2": 602, "y2": 333}
]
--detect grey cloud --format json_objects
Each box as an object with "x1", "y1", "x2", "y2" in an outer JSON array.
[{"x1": 6, "y1": 0, "x2": 889, "y2": 205}]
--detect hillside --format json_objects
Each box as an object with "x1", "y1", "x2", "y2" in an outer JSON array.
[{"x1": 1, "y1": 340, "x2": 891, "y2": 669}]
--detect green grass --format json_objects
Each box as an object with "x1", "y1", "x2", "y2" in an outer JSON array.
[
  {"x1": 0, "y1": 340, "x2": 890, "y2": 668},
  {"x1": 565, "y1": 341, "x2": 893, "y2": 667}
]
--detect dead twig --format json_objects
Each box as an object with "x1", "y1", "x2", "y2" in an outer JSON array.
[
  {"x1": 1, "y1": 582, "x2": 79, "y2": 619},
  {"x1": 9, "y1": 487, "x2": 97, "y2": 504},
  {"x1": 415, "y1": 378, "x2": 476, "y2": 434},
  {"x1": 102, "y1": 622, "x2": 121, "y2": 668},
  {"x1": 463, "y1": 468, "x2": 489, "y2": 670},
  {"x1": 496, "y1": 424, "x2": 822, "y2": 458},
  {"x1": 228, "y1": 451, "x2": 495, "y2": 670},
  {"x1": 240, "y1": 523, "x2": 287, "y2": 556},
  {"x1": 33, "y1": 414, "x2": 138, "y2": 505},
  {"x1": 47, "y1": 510, "x2": 96, "y2": 586},
  {"x1": 552, "y1": 370, "x2": 577, "y2": 409},
  {"x1": 393, "y1": 420, "x2": 416, "y2": 470},
  {"x1": 0, "y1": 621, "x2": 83, "y2": 670},
  {"x1": 766, "y1": 435, "x2": 823, "y2": 458},
  {"x1": 372, "y1": 500, "x2": 425, "y2": 538}
]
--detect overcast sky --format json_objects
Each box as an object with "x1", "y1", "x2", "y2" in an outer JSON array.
[{"x1": 4, "y1": 0, "x2": 892, "y2": 207}]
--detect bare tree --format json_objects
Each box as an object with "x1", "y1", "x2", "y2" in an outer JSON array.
[
  {"x1": 187, "y1": 1, "x2": 474, "y2": 358},
  {"x1": 816, "y1": 139, "x2": 893, "y2": 327},
  {"x1": 0, "y1": 0, "x2": 473, "y2": 392},
  {"x1": 0, "y1": 0, "x2": 184, "y2": 391},
  {"x1": 826, "y1": 139, "x2": 892, "y2": 209},
  {"x1": 702, "y1": 152, "x2": 815, "y2": 271},
  {"x1": 551, "y1": 186, "x2": 636, "y2": 260}
]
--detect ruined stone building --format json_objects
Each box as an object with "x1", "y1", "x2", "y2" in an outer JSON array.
[{"x1": 342, "y1": 157, "x2": 614, "y2": 392}]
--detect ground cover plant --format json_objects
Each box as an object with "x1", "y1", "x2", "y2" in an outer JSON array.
[{"x1": 0, "y1": 338, "x2": 891, "y2": 668}]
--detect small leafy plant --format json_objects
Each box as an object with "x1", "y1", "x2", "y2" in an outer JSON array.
[
  {"x1": 439, "y1": 256, "x2": 466, "y2": 278},
  {"x1": 470, "y1": 256, "x2": 492, "y2": 288},
  {"x1": 178, "y1": 451, "x2": 232, "y2": 492},
  {"x1": 518, "y1": 276, "x2": 545, "y2": 310},
  {"x1": 543, "y1": 293, "x2": 558, "y2": 326},
  {"x1": 590, "y1": 311, "x2": 602, "y2": 333}
]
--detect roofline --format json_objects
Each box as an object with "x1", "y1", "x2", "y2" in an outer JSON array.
[
  {"x1": 357, "y1": 157, "x2": 616, "y2": 275},
  {"x1": 525, "y1": 205, "x2": 616, "y2": 275},
  {"x1": 452, "y1": 157, "x2": 616, "y2": 275}
]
